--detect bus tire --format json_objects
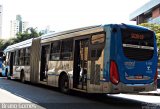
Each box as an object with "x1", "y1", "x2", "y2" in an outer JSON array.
[
  {"x1": 20, "y1": 70, "x2": 25, "y2": 83},
  {"x1": 59, "y1": 74, "x2": 69, "y2": 93}
]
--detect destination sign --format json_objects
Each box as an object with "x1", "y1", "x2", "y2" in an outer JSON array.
[{"x1": 131, "y1": 33, "x2": 144, "y2": 40}]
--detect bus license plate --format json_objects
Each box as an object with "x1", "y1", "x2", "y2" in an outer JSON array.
[
  {"x1": 135, "y1": 75, "x2": 143, "y2": 79},
  {"x1": 134, "y1": 87, "x2": 145, "y2": 92}
]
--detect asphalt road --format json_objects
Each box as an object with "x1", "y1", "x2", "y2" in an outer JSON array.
[{"x1": 0, "y1": 77, "x2": 159, "y2": 109}]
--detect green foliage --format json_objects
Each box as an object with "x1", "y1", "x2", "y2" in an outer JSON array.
[
  {"x1": 0, "y1": 39, "x2": 13, "y2": 51},
  {"x1": 0, "y1": 27, "x2": 43, "y2": 51},
  {"x1": 139, "y1": 23, "x2": 160, "y2": 48},
  {"x1": 15, "y1": 27, "x2": 40, "y2": 42}
]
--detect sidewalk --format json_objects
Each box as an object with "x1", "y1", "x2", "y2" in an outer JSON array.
[
  {"x1": 139, "y1": 79, "x2": 160, "y2": 96},
  {"x1": 139, "y1": 89, "x2": 160, "y2": 96}
]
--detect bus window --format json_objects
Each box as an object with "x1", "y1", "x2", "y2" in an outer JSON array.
[
  {"x1": 61, "y1": 39, "x2": 73, "y2": 60},
  {"x1": 13, "y1": 51, "x2": 16, "y2": 65},
  {"x1": 91, "y1": 48, "x2": 103, "y2": 59},
  {"x1": 17, "y1": 50, "x2": 20, "y2": 65},
  {"x1": 91, "y1": 33, "x2": 105, "y2": 44},
  {"x1": 19, "y1": 49, "x2": 25, "y2": 65},
  {"x1": 50, "y1": 41, "x2": 61, "y2": 60},
  {"x1": 90, "y1": 33, "x2": 105, "y2": 60},
  {"x1": 24, "y1": 48, "x2": 30, "y2": 65},
  {"x1": 26, "y1": 48, "x2": 30, "y2": 57},
  {"x1": 89, "y1": 32, "x2": 105, "y2": 85},
  {"x1": 15, "y1": 50, "x2": 19, "y2": 65},
  {"x1": 121, "y1": 29, "x2": 154, "y2": 61}
]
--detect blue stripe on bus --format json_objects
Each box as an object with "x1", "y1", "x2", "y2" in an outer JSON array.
[
  {"x1": 47, "y1": 74, "x2": 59, "y2": 76},
  {"x1": 47, "y1": 73, "x2": 107, "y2": 82}
]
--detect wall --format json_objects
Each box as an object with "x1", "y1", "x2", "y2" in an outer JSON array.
[{"x1": 152, "y1": 7, "x2": 160, "y2": 18}]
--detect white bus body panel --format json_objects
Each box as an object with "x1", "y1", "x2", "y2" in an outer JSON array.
[
  {"x1": 47, "y1": 61, "x2": 73, "y2": 87},
  {"x1": 13, "y1": 66, "x2": 30, "y2": 81}
]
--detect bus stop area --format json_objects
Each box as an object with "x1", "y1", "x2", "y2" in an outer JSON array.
[
  {"x1": 139, "y1": 89, "x2": 160, "y2": 96},
  {"x1": 138, "y1": 79, "x2": 160, "y2": 96}
]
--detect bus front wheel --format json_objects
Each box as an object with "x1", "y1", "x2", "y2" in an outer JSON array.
[{"x1": 59, "y1": 74, "x2": 69, "y2": 93}]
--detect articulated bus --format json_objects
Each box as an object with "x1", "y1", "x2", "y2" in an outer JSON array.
[{"x1": 2, "y1": 24, "x2": 158, "y2": 93}]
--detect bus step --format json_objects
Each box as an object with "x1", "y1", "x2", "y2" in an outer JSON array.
[{"x1": 77, "y1": 84, "x2": 87, "y2": 90}]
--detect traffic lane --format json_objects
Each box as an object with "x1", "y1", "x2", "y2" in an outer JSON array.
[
  {"x1": 0, "y1": 78, "x2": 154, "y2": 109},
  {"x1": 0, "y1": 78, "x2": 96, "y2": 103}
]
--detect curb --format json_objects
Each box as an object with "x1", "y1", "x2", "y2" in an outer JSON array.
[
  {"x1": 138, "y1": 90, "x2": 160, "y2": 96},
  {"x1": 138, "y1": 93, "x2": 160, "y2": 96}
]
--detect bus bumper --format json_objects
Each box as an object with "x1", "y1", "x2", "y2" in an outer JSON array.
[{"x1": 111, "y1": 82, "x2": 157, "y2": 93}]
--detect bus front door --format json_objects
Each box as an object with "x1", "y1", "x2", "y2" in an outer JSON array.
[{"x1": 73, "y1": 39, "x2": 88, "y2": 90}]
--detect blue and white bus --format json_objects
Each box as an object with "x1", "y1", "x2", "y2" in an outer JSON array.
[{"x1": 2, "y1": 24, "x2": 158, "y2": 93}]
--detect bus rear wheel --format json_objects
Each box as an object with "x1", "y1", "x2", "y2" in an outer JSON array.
[{"x1": 59, "y1": 74, "x2": 69, "y2": 93}]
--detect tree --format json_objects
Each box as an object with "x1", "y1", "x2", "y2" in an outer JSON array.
[
  {"x1": 139, "y1": 23, "x2": 160, "y2": 48},
  {"x1": 0, "y1": 39, "x2": 5, "y2": 51},
  {"x1": 1, "y1": 27, "x2": 43, "y2": 51},
  {"x1": 0, "y1": 39, "x2": 13, "y2": 51},
  {"x1": 16, "y1": 27, "x2": 40, "y2": 42},
  {"x1": 140, "y1": 23, "x2": 160, "y2": 68},
  {"x1": 27, "y1": 27, "x2": 39, "y2": 38}
]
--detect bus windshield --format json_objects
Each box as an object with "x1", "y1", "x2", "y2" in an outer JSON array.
[{"x1": 121, "y1": 29, "x2": 154, "y2": 61}]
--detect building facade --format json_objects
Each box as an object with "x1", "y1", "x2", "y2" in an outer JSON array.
[
  {"x1": 10, "y1": 15, "x2": 28, "y2": 38},
  {"x1": 0, "y1": 5, "x2": 2, "y2": 38},
  {"x1": 130, "y1": 0, "x2": 160, "y2": 24}
]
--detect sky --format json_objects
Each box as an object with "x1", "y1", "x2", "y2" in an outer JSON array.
[{"x1": 0, "y1": 0, "x2": 150, "y2": 39}]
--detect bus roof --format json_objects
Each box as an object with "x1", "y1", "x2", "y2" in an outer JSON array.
[
  {"x1": 4, "y1": 25, "x2": 104, "y2": 52},
  {"x1": 3, "y1": 23, "x2": 152, "y2": 53},
  {"x1": 119, "y1": 23, "x2": 152, "y2": 31},
  {"x1": 40, "y1": 25, "x2": 104, "y2": 43},
  {"x1": 4, "y1": 38, "x2": 33, "y2": 52},
  {"x1": 40, "y1": 25, "x2": 102, "y2": 39}
]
